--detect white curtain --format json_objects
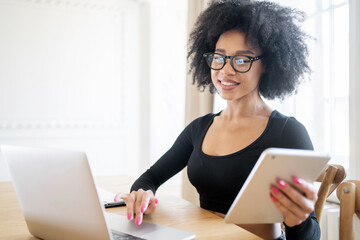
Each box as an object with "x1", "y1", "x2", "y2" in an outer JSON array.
[{"x1": 182, "y1": 0, "x2": 214, "y2": 205}]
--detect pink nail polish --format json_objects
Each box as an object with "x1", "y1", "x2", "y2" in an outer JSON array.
[
  {"x1": 154, "y1": 198, "x2": 158, "y2": 204},
  {"x1": 271, "y1": 196, "x2": 278, "y2": 202},
  {"x1": 272, "y1": 186, "x2": 279, "y2": 194},
  {"x1": 113, "y1": 197, "x2": 117, "y2": 202},
  {"x1": 136, "y1": 218, "x2": 142, "y2": 226},
  {"x1": 292, "y1": 177, "x2": 302, "y2": 185},
  {"x1": 278, "y1": 180, "x2": 286, "y2": 188},
  {"x1": 141, "y1": 205, "x2": 146, "y2": 213},
  {"x1": 127, "y1": 213, "x2": 133, "y2": 220}
]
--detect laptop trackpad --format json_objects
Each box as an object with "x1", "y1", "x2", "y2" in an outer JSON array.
[
  {"x1": 107, "y1": 213, "x2": 165, "y2": 235},
  {"x1": 106, "y1": 213, "x2": 195, "y2": 240}
]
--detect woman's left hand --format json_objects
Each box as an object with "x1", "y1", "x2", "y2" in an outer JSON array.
[{"x1": 270, "y1": 177, "x2": 317, "y2": 227}]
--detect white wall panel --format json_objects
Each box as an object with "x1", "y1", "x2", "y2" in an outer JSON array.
[
  {"x1": 0, "y1": 0, "x2": 141, "y2": 180},
  {"x1": 147, "y1": 0, "x2": 187, "y2": 186}
]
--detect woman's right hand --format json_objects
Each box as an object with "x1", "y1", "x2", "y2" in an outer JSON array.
[{"x1": 114, "y1": 189, "x2": 158, "y2": 226}]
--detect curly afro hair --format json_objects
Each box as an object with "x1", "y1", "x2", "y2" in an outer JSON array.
[{"x1": 187, "y1": 0, "x2": 310, "y2": 100}]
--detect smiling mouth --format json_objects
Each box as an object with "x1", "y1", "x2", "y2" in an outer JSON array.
[
  {"x1": 219, "y1": 80, "x2": 240, "y2": 86},
  {"x1": 220, "y1": 81, "x2": 239, "y2": 86}
]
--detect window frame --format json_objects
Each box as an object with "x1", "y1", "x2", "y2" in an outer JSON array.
[{"x1": 349, "y1": 0, "x2": 360, "y2": 180}]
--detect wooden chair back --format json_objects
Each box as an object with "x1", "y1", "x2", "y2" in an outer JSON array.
[
  {"x1": 337, "y1": 180, "x2": 360, "y2": 240},
  {"x1": 315, "y1": 164, "x2": 346, "y2": 224}
]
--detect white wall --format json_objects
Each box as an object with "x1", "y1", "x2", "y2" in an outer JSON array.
[
  {"x1": 148, "y1": 0, "x2": 187, "y2": 185},
  {"x1": 0, "y1": 0, "x2": 142, "y2": 180},
  {"x1": 0, "y1": 0, "x2": 188, "y2": 184}
]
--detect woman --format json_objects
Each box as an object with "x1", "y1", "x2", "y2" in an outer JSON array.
[{"x1": 115, "y1": 0, "x2": 320, "y2": 239}]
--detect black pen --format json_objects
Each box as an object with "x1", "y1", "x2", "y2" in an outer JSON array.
[{"x1": 104, "y1": 201, "x2": 126, "y2": 208}]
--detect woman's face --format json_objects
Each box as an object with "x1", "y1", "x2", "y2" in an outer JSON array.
[{"x1": 211, "y1": 29, "x2": 264, "y2": 102}]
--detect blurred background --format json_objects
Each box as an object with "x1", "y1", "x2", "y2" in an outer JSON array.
[
  {"x1": 0, "y1": 0, "x2": 188, "y2": 180},
  {"x1": 0, "y1": 0, "x2": 359, "y2": 238}
]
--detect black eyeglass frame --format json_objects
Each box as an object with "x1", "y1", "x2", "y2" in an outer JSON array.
[{"x1": 203, "y1": 52, "x2": 263, "y2": 73}]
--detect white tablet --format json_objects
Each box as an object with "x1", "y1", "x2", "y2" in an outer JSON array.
[{"x1": 224, "y1": 148, "x2": 330, "y2": 224}]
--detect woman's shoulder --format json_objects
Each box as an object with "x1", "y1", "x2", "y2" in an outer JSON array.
[
  {"x1": 269, "y1": 110, "x2": 313, "y2": 150},
  {"x1": 181, "y1": 112, "x2": 218, "y2": 137},
  {"x1": 187, "y1": 112, "x2": 219, "y2": 127},
  {"x1": 271, "y1": 110, "x2": 306, "y2": 130}
]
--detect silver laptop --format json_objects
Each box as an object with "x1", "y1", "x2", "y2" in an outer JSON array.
[{"x1": 1, "y1": 145, "x2": 195, "y2": 240}]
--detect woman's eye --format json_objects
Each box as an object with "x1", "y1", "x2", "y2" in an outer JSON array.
[
  {"x1": 235, "y1": 59, "x2": 245, "y2": 65},
  {"x1": 215, "y1": 58, "x2": 224, "y2": 63}
]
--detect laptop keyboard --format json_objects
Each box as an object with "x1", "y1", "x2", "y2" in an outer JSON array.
[{"x1": 112, "y1": 231, "x2": 146, "y2": 240}]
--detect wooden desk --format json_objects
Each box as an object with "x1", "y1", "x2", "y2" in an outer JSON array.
[{"x1": 0, "y1": 176, "x2": 259, "y2": 240}]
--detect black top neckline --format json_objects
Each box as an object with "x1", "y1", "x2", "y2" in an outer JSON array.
[{"x1": 199, "y1": 110, "x2": 278, "y2": 159}]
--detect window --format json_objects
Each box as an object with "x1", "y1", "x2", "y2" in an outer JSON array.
[
  {"x1": 214, "y1": 0, "x2": 351, "y2": 174},
  {"x1": 270, "y1": 0, "x2": 350, "y2": 170}
]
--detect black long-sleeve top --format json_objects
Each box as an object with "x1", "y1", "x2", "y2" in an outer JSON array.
[{"x1": 131, "y1": 110, "x2": 321, "y2": 239}]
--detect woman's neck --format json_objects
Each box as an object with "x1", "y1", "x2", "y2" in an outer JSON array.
[{"x1": 221, "y1": 95, "x2": 272, "y2": 121}]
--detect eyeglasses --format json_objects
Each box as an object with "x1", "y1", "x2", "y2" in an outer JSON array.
[{"x1": 203, "y1": 52, "x2": 262, "y2": 73}]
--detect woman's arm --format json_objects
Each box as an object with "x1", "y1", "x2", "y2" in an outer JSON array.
[
  {"x1": 274, "y1": 117, "x2": 320, "y2": 239},
  {"x1": 130, "y1": 120, "x2": 195, "y2": 193},
  {"x1": 114, "y1": 117, "x2": 197, "y2": 225}
]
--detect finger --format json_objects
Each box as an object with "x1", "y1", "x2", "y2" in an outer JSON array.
[
  {"x1": 126, "y1": 191, "x2": 136, "y2": 221},
  {"x1": 291, "y1": 177, "x2": 317, "y2": 201},
  {"x1": 276, "y1": 180, "x2": 315, "y2": 214},
  {"x1": 135, "y1": 189, "x2": 145, "y2": 225},
  {"x1": 144, "y1": 198, "x2": 158, "y2": 214},
  {"x1": 271, "y1": 187, "x2": 311, "y2": 220},
  {"x1": 115, "y1": 193, "x2": 129, "y2": 203},
  {"x1": 271, "y1": 194, "x2": 304, "y2": 227},
  {"x1": 140, "y1": 190, "x2": 151, "y2": 213}
]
